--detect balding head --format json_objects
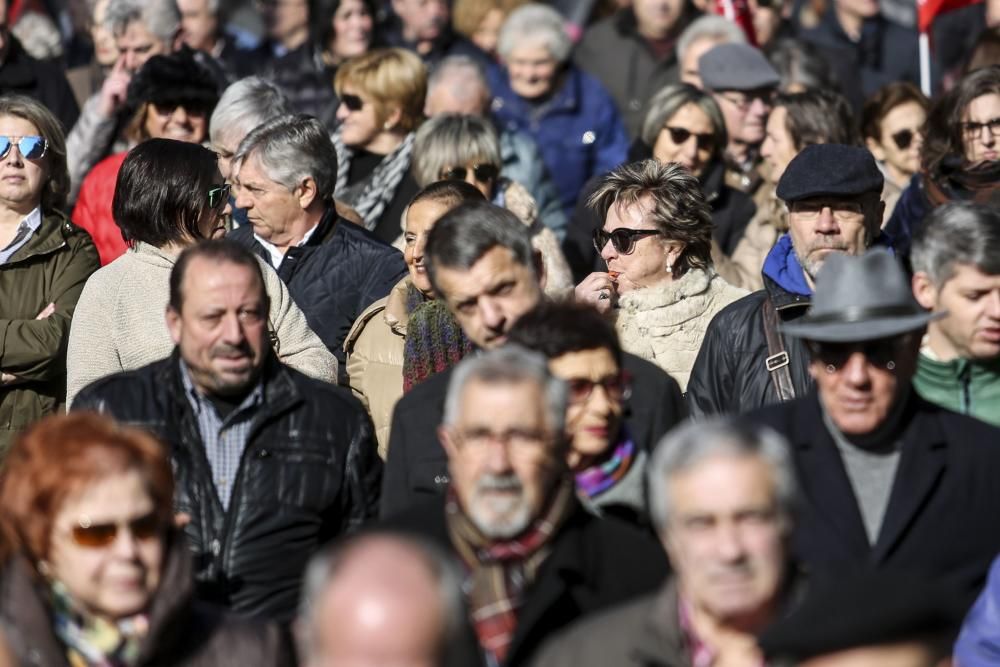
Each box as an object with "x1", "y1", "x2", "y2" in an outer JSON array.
[{"x1": 425, "y1": 56, "x2": 491, "y2": 117}]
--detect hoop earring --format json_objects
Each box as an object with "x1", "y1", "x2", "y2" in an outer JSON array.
[{"x1": 886, "y1": 360, "x2": 896, "y2": 371}]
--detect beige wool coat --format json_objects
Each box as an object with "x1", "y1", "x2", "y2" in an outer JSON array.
[{"x1": 614, "y1": 268, "x2": 747, "y2": 392}]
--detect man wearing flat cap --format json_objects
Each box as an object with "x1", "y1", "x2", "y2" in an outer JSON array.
[
  {"x1": 688, "y1": 143, "x2": 887, "y2": 416},
  {"x1": 745, "y1": 249, "x2": 1000, "y2": 599}
]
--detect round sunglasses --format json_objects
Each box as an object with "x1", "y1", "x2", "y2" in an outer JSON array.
[
  {"x1": 890, "y1": 128, "x2": 920, "y2": 150},
  {"x1": 0, "y1": 135, "x2": 47, "y2": 161}
]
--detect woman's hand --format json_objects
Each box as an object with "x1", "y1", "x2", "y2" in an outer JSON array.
[{"x1": 574, "y1": 272, "x2": 618, "y2": 314}]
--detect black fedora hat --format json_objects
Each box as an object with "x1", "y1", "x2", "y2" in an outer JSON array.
[{"x1": 781, "y1": 249, "x2": 943, "y2": 343}]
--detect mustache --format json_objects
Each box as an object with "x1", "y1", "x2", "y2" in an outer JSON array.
[
  {"x1": 806, "y1": 240, "x2": 850, "y2": 253},
  {"x1": 476, "y1": 474, "x2": 523, "y2": 494},
  {"x1": 211, "y1": 342, "x2": 252, "y2": 359}
]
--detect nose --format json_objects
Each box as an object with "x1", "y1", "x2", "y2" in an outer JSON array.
[
  {"x1": 233, "y1": 185, "x2": 251, "y2": 210},
  {"x1": 336, "y1": 102, "x2": 350, "y2": 121},
  {"x1": 815, "y1": 206, "x2": 841, "y2": 234},
  {"x1": 171, "y1": 105, "x2": 191, "y2": 125},
  {"x1": 220, "y1": 312, "x2": 245, "y2": 344},
  {"x1": 681, "y1": 136, "x2": 699, "y2": 163},
  {"x1": 587, "y1": 383, "x2": 615, "y2": 417},
  {"x1": 123, "y1": 51, "x2": 139, "y2": 73},
  {"x1": 111, "y1": 526, "x2": 141, "y2": 559},
  {"x1": 483, "y1": 438, "x2": 514, "y2": 474},
  {"x1": 412, "y1": 234, "x2": 426, "y2": 262},
  {"x1": 479, "y1": 297, "x2": 505, "y2": 332},
  {"x1": 599, "y1": 235, "x2": 617, "y2": 263},
  {"x1": 748, "y1": 96, "x2": 769, "y2": 118},
  {"x1": 985, "y1": 289, "x2": 1000, "y2": 319},
  {"x1": 715, "y1": 522, "x2": 747, "y2": 563},
  {"x1": 841, "y1": 351, "x2": 872, "y2": 387}
]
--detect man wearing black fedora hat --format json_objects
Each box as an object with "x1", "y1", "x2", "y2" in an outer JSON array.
[{"x1": 746, "y1": 249, "x2": 1000, "y2": 600}]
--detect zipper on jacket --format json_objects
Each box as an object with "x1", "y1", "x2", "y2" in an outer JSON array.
[{"x1": 959, "y1": 363, "x2": 972, "y2": 414}]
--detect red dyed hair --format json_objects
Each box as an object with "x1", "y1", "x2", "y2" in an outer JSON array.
[{"x1": 0, "y1": 413, "x2": 174, "y2": 565}]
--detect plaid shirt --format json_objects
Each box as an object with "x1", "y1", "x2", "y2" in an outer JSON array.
[{"x1": 179, "y1": 361, "x2": 264, "y2": 510}]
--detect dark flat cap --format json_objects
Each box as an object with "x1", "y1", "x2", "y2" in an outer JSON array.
[
  {"x1": 758, "y1": 572, "x2": 967, "y2": 662},
  {"x1": 698, "y1": 43, "x2": 780, "y2": 92},
  {"x1": 776, "y1": 144, "x2": 884, "y2": 202}
]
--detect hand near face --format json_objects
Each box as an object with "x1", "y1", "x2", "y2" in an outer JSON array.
[{"x1": 574, "y1": 272, "x2": 618, "y2": 313}]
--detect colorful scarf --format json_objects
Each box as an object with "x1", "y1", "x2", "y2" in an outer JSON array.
[
  {"x1": 402, "y1": 295, "x2": 474, "y2": 392},
  {"x1": 446, "y1": 478, "x2": 576, "y2": 664},
  {"x1": 575, "y1": 435, "x2": 636, "y2": 499},
  {"x1": 49, "y1": 578, "x2": 149, "y2": 667}
]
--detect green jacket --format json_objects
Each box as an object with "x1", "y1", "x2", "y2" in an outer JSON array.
[
  {"x1": 914, "y1": 351, "x2": 1000, "y2": 427},
  {"x1": 0, "y1": 212, "x2": 99, "y2": 455}
]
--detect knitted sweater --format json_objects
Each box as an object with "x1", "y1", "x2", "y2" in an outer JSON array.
[
  {"x1": 65, "y1": 242, "x2": 338, "y2": 406},
  {"x1": 614, "y1": 268, "x2": 747, "y2": 392}
]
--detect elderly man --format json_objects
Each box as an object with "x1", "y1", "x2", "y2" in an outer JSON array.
[
  {"x1": 381, "y1": 0, "x2": 489, "y2": 68},
  {"x1": 746, "y1": 249, "x2": 1000, "y2": 597},
  {"x1": 535, "y1": 418, "x2": 802, "y2": 666},
  {"x1": 229, "y1": 114, "x2": 407, "y2": 383},
  {"x1": 698, "y1": 43, "x2": 779, "y2": 197},
  {"x1": 385, "y1": 346, "x2": 667, "y2": 666},
  {"x1": 687, "y1": 144, "x2": 887, "y2": 416},
  {"x1": 74, "y1": 240, "x2": 381, "y2": 622},
  {"x1": 676, "y1": 14, "x2": 747, "y2": 88},
  {"x1": 911, "y1": 202, "x2": 1000, "y2": 426},
  {"x1": 297, "y1": 532, "x2": 476, "y2": 667},
  {"x1": 380, "y1": 201, "x2": 684, "y2": 517}
]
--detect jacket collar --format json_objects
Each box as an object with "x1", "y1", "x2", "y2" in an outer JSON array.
[
  {"x1": 384, "y1": 277, "x2": 414, "y2": 336},
  {"x1": 5, "y1": 210, "x2": 71, "y2": 265}
]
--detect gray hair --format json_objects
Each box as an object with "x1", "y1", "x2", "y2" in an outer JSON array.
[
  {"x1": 298, "y1": 532, "x2": 468, "y2": 667},
  {"x1": 647, "y1": 418, "x2": 798, "y2": 534},
  {"x1": 412, "y1": 114, "x2": 502, "y2": 187},
  {"x1": 497, "y1": 3, "x2": 572, "y2": 64},
  {"x1": 443, "y1": 345, "x2": 568, "y2": 435},
  {"x1": 233, "y1": 114, "x2": 337, "y2": 203},
  {"x1": 641, "y1": 83, "x2": 728, "y2": 155},
  {"x1": 676, "y1": 14, "x2": 747, "y2": 65},
  {"x1": 911, "y1": 201, "x2": 1000, "y2": 286},
  {"x1": 210, "y1": 77, "x2": 291, "y2": 146},
  {"x1": 104, "y1": 0, "x2": 179, "y2": 42},
  {"x1": 428, "y1": 55, "x2": 489, "y2": 98}
]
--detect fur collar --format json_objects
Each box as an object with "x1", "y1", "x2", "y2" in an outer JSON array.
[{"x1": 617, "y1": 267, "x2": 715, "y2": 316}]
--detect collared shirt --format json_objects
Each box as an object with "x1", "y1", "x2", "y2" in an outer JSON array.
[
  {"x1": 179, "y1": 361, "x2": 264, "y2": 510},
  {"x1": 679, "y1": 596, "x2": 766, "y2": 667},
  {"x1": 253, "y1": 223, "x2": 319, "y2": 269},
  {"x1": 0, "y1": 207, "x2": 42, "y2": 265}
]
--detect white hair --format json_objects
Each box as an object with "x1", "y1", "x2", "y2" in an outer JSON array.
[{"x1": 497, "y1": 3, "x2": 572, "y2": 64}]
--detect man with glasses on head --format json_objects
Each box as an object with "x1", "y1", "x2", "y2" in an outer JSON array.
[{"x1": 745, "y1": 249, "x2": 1000, "y2": 597}]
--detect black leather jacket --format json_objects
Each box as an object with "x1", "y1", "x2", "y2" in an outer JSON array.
[{"x1": 73, "y1": 351, "x2": 382, "y2": 622}]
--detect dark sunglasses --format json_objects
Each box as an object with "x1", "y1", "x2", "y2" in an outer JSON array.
[
  {"x1": 71, "y1": 512, "x2": 163, "y2": 549},
  {"x1": 891, "y1": 128, "x2": 919, "y2": 150},
  {"x1": 208, "y1": 183, "x2": 231, "y2": 211},
  {"x1": 806, "y1": 335, "x2": 911, "y2": 372},
  {"x1": 566, "y1": 372, "x2": 631, "y2": 404},
  {"x1": 0, "y1": 135, "x2": 46, "y2": 161},
  {"x1": 593, "y1": 228, "x2": 662, "y2": 255},
  {"x1": 151, "y1": 101, "x2": 209, "y2": 117},
  {"x1": 341, "y1": 93, "x2": 364, "y2": 112},
  {"x1": 665, "y1": 126, "x2": 714, "y2": 151},
  {"x1": 440, "y1": 164, "x2": 499, "y2": 183}
]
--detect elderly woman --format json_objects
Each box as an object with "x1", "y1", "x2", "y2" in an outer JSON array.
[
  {"x1": 66, "y1": 139, "x2": 336, "y2": 407},
  {"x1": 73, "y1": 47, "x2": 219, "y2": 265},
  {"x1": 332, "y1": 48, "x2": 426, "y2": 243},
  {"x1": 452, "y1": 0, "x2": 528, "y2": 57},
  {"x1": 0, "y1": 412, "x2": 292, "y2": 666},
  {"x1": 411, "y1": 113, "x2": 572, "y2": 292},
  {"x1": 0, "y1": 95, "x2": 99, "y2": 455},
  {"x1": 489, "y1": 3, "x2": 628, "y2": 217},
  {"x1": 345, "y1": 180, "x2": 483, "y2": 455},
  {"x1": 576, "y1": 160, "x2": 746, "y2": 392}
]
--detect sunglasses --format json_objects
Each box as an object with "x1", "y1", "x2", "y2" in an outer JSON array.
[
  {"x1": 565, "y1": 372, "x2": 631, "y2": 404},
  {"x1": 806, "y1": 335, "x2": 912, "y2": 372},
  {"x1": 151, "y1": 101, "x2": 208, "y2": 117},
  {"x1": 0, "y1": 135, "x2": 46, "y2": 161},
  {"x1": 208, "y1": 183, "x2": 231, "y2": 211},
  {"x1": 665, "y1": 126, "x2": 714, "y2": 151},
  {"x1": 440, "y1": 164, "x2": 499, "y2": 183},
  {"x1": 341, "y1": 93, "x2": 364, "y2": 112},
  {"x1": 593, "y1": 228, "x2": 662, "y2": 255},
  {"x1": 891, "y1": 128, "x2": 919, "y2": 150},
  {"x1": 71, "y1": 512, "x2": 163, "y2": 549}
]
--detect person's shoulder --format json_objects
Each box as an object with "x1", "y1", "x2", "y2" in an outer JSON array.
[
  {"x1": 330, "y1": 218, "x2": 402, "y2": 256},
  {"x1": 281, "y1": 363, "x2": 365, "y2": 410},
  {"x1": 87, "y1": 151, "x2": 128, "y2": 178},
  {"x1": 393, "y1": 366, "x2": 452, "y2": 414},
  {"x1": 622, "y1": 352, "x2": 680, "y2": 392},
  {"x1": 73, "y1": 358, "x2": 170, "y2": 409},
  {"x1": 706, "y1": 289, "x2": 768, "y2": 329},
  {"x1": 538, "y1": 588, "x2": 658, "y2": 656},
  {"x1": 578, "y1": 12, "x2": 622, "y2": 46},
  {"x1": 919, "y1": 397, "x2": 1000, "y2": 453},
  {"x1": 344, "y1": 294, "x2": 391, "y2": 352}
]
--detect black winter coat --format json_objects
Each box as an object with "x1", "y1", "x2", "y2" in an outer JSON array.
[
  {"x1": 745, "y1": 390, "x2": 1000, "y2": 602},
  {"x1": 0, "y1": 36, "x2": 79, "y2": 132},
  {"x1": 380, "y1": 352, "x2": 686, "y2": 519},
  {"x1": 686, "y1": 274, "x2": 812, "y2": 417},
  {"x1": 230, "y1": 209, "x2": 408, "y2": 384},
  {"x1": 73, "y1": 352, "x2": 382, "y2": 622},
  {"x1": 381, "y1": 495, "x2": 670, "y2": 666}
]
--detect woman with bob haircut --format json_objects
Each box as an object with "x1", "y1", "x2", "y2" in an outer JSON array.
[
  {"x1": 0, "y1": 94, "x2": 99, "y2": 456},
  {"x1": 65, "y1": 139, "x2": 336, "y2": 407},
  {"x1": 862, "y1": 82, "x2": 929, "y2": 219},
  {"x1": 0, "y1": 412, "x2": 292, "y2": 666},
  {"x1": 332, "y1": 47, "x2": 426, "y2": 243}
]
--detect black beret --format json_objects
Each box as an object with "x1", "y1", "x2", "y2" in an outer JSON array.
[
  {"x1": 776, "y1": 144, "x2": 885, "y2": 203},
  {"x1": 125, "y1": 46, "x2": 220, "y2": 112},
  {"x1": 758, "y1": 572, "x2": 967, "y2": 662}
]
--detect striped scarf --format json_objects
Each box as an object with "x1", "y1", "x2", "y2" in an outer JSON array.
[
  {"x1": 49, "y1": 578, "x2": 149, "y2": 667},
  {"x1": 331, "y1": 129, "x2": 415, "y2": 231},
  {"x1": 446, "y1": 478, "x2": 576, "y2": 664},
  {"x1": 575, "y1": 434, "x2": 636, "y2": 499}
]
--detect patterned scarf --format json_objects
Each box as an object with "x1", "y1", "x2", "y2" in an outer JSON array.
[
  {"x1": 49, "y1": 578, "x2": 149, "y2": 667},
  {"x1": 402, "y1": 294, "x2": 474, "y2": 392},
  {"x1": 575, "y1": 433, "x2": 636, "y2": 499},
  {"x1": 446, "y1": 478, "x2": 576, "y2": 665},
  {"x1": 331, "y1": 129, "x2": 415, "y2": 231}
]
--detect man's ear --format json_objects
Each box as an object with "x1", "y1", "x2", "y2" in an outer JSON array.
[
  {"x1": 166, "y1": 306, "x2": 182, "y2": 346},
  {"x1": 912, "y1": 271, "x2": 939, "y2": 311},
  {"x1": 297, "y1": 177, "x2": 318, "y2": 210},
  {"x1": 439, "y1": 425, "x2": 458, "y2": 460},
  {"x1": 533, "y1": 249, "x2": 547, "y2": 291}
]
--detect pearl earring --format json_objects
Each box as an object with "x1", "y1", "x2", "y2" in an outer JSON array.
[{"x1": 665, "y1": 263, "x2": 673, "y2": 274}]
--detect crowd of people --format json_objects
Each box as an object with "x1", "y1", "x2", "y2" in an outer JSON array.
[{"x1": 0, "y1": 0, "x2": 998, "y2": 664}]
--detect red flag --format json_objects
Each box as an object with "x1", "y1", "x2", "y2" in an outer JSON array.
[
  {"x1": 712, "y1": 0, "x2": 758, "y2": 46},
  {"x1": 918, "y1": 0, "x2": 983, "y2": 33}
]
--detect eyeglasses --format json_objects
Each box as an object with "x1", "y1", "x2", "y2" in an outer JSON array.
[
  {"x1": 960, "y1": 117, "x2": 1000, "y2": 139},
  {"x1": 565, "y1": 372, "x2": 631, "y2": 404},
  {"x1": 718, "y1": 90, "x2": 774, "y2": 113},
  {"x1": 805, "y1": 335, "x2": 912, "y2": 372},
  {"x1": 340, "y1": 93, "x2": 364, "y2": 112},
  {"x1": 440, "y1": 164, "x2": 499, "y2": 183},
  {"x1": 0, "y1": 135, "x2": 47, "y2": 161},
  {"x1": 890, "y1": 128, "x2": 920, "y2": 150},
  {"x1": 593, "y1": 228, "x2": 662, "y2": 255},
  {"x1": 789, "y1": 199, "x2": 865, "y2": 222},
  {"x1": 70, "y1": 512, "x2": 163, "y2": 549},
  {"x1": 455, "y1": 427, "x2": 549, "y2": 452},
  {"x1": 664, "y1": 126, "x2": 714, "y2": 151},
  {"x1": 208, "y1": 183, "x2": 231, "y2": 211}
]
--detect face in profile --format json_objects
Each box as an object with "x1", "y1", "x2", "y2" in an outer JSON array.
[{"x1": 914, "y1": 263, "x2": 1000, "y2": 361}]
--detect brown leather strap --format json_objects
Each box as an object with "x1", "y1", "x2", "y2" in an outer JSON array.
[{"x1": 762, "y1": 297, "x2": 796, "y2": 402}]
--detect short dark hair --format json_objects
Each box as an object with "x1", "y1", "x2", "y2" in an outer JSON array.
[
  {"x1": 777, "y1": 88, "x2": 859, "y2": 151},
  {"x1": 507, "y1": 301, "x2": 623, "y2": 366},
  {"x1": 424, "y1": 201, "x2": 536, "y2": 294},
  {"x1": 861, "y1": 82, "x2": 929, "y2": 144},
  {"x1": 168, "y1": 239, "x2": 268, "y2": 313},
  {"x1": 113, "y1": 139, "x2": 221, "y2": 248},
  {"x1": 409, "y1": 179, "x2": 486, "y2": 211}
]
